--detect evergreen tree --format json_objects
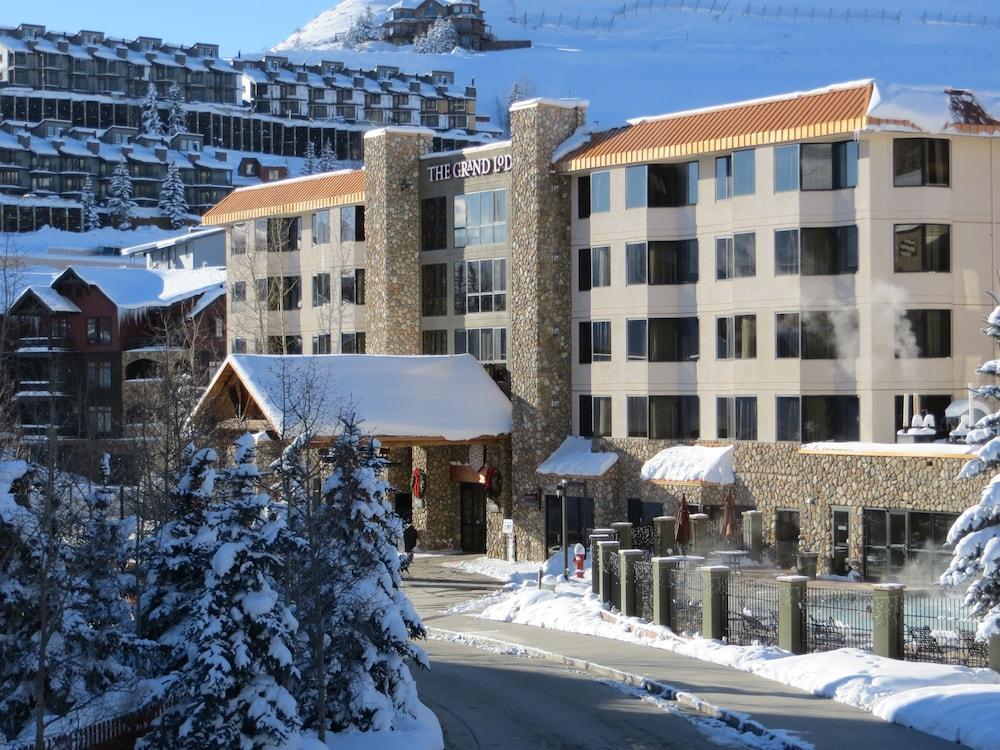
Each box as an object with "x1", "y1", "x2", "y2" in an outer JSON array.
[
  {"x1": 344, "y1": 8, "x2": 376, "y2": 48},
  {"x1": 158, "y1": 162, "x2": 189, "y2": 229},
  {"x1": 166, "y1": 83, "x2": 187, "y2": 137},
  {"x1": 140, "y1": 435, "x2": 302, "y2": 750},
  {"x1": 414, "y1": 18, "x2": 460, "y2": 53},
  {"x1": 107, "y1": 163, "x2": 137, "y2": 230},
  {"x1": 80, "y1": 175, "x2": 101, "y2": 231},
  {"x1": 318, "y1": 139, "x2": 338, "y2": 173},
  {"x1": 943, "y1": 302, "x2": 1000, "y2": 639},
  {"x1": 301, "y1": 141, "x2": 319, "y2": 176},
  {"x1": 320, "y1": 417, "x2": 426, "y2": 733},
  {"x1": 141, "y1": 82, "x2": 164, "y2": 137}
]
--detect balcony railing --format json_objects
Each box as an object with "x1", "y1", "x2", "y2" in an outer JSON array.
[{"x1": 17, "y1": 336, "x2": 73, "y2": 352}]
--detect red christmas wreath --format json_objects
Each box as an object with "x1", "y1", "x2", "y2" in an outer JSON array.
[{"x1": 411, "y1": 467, "x2": 427, "y2": 499}]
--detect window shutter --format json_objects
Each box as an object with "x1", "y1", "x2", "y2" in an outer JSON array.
[
  {"x1": 579, "y1": 321, "x2": 592, "y2": 364},
  {"x1": 579, "y1": 395, "x2": 593, "y2": 438},
  {"x1": 355, "y1": 269, "x2": 366, "y2": 305},
  {"x1": 578, "y1": 248, "x2": 591, "y2": 292},
  {"x1": 578, "y1": 175, "x2": 591, "y2": 219}
]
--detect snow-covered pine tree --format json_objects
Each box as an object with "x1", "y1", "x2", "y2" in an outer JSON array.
[
  {"x1": 344, "y1": 8, "x2": 376, "y2": 48},
  {"x1": 139, "y1": 435, "x2": 302, "y2": 750},
  {"x1": 943, "y1": 302, "x2": 1000, "y2": 639},
  {"x1": 318, "y1": 140, "x2": 338, "y2": 173},
  {"x1": 80, "y1": 175, "x2": 101, "y2": 231},
  {"x1": 301, "y1": 141, "x2": 319, "y2": 176},
  {"x1": 157, "y1": 162, "x2": 189, "y2": 229},
  {"x1": 141, "y1": 82, "x2": 164, "y2": 137},
  {"x1": 414, "y1": 17, "x2": 460, "y2": 53},
  {"x1": 107, "y1": 163, "x2": 137, "y2": 230},
  {"x1": 166, "y1": 83, "x2": 187, "y2": 136},
  {"x1": 320, "y1": 416, "x2": 427, "y2": 733}
]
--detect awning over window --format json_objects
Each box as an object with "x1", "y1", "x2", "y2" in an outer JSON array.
[
  {"x1": 640, "y1": 445, "x2": 735, "y2": 485},
  {"x1": 537, "y1": 436, "x2": 618, "y2": 477}
]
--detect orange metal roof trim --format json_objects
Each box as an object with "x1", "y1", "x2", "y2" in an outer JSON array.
[
  {"x1": 203, "y1": 170, "x2": 366, "y2": 225},
  {"x1": 557, "y1": 83, "x2": 875, "y2": 172}
]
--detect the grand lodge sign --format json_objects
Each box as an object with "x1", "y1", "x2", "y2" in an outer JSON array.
[{"x1": 426, "y1": 153, "x2": 512, "y2": 182}]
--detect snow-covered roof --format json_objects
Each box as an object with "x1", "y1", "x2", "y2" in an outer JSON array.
[
  {"x1": 121, "y1": 226, "x2": 225, "y2": 256},
  {"x1": 187, "y1": 286, "x2": 225, "y2": 319},
  {"x1": 14, "y1": 285, "x2": 80, "y2": 313},
  {"x1": 536, "y1": 436, "x2": 618, "y2": 477},
  {"x1": 53, "y1": 265, "x2": 226, "y2": 316},
  {"x1": 197, "y1": 354, "x2": 512, "y2": 442},
  {"x1": 640, "y1": 445, "x2": 735, "y2": 485}
]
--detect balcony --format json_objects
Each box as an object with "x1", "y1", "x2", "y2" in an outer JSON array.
[{"x1": 17, "y1": 336, "x2": 73, "y2": 353}]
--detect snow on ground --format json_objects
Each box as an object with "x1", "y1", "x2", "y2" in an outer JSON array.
[
  {"x1": 465, "y1": 559, "x2": 1000, "y2": 750},
  {"x1": 307, "y1": 699, "x2": 442, "y2": 750}
]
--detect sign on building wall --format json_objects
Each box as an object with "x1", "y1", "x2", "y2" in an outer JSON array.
[{"x1": 427, "y1": 153, "x2": 513, "y2": 182}]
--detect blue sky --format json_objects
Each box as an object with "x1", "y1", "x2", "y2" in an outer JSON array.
[{"x1": 5, "y1": 2, "x2": 333, "y2": 56}]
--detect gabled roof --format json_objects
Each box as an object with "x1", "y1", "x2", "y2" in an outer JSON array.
[
  {"x1": 51, "y1": 265, "x2": 225, "y2": 317},
  {"x1": 195, "y1": 354, "x2": 512, "y2": 445},
  {"x1": 201, "y1": 169, "x2": 365, "y2": 225},
  {"x1": 12, "y1": 285, "x2": 80, "y2": 314}
]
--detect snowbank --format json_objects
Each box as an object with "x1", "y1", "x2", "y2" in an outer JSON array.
[
  {"x1": 310, "y1": 699, "x2": 442, "y2": 750},
  {"x1": 640, "y1": 445, "x2": 734, "y2": 484},
  {"x1": 536, "y1": 436, "x2": 618, "y2": 477}
]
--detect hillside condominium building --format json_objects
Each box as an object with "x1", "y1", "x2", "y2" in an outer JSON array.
[{"x1": 204, "y1": 81, "x2": 1000, "y2": 578}]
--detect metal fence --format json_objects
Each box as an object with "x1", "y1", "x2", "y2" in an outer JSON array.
[
  {"x1": 669, "y1": 567, "x2": 703, "y2": 635},
  {"x1": 727, "y1": 575, "x2": 780, "y2": 647},
  {"x1": 635, "y1": 561, "x2": 654, "y2": 622},
  {"x1": 904, "y1": 592, "x2": 989, "y2": 667},
  {"x1": 806, "y1": 587, "x2": 873, "y2": 652},
  {"x1": 632, "y1": 523, "x2": 656, "y2": 554}
]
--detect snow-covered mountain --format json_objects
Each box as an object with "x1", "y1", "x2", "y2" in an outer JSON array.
[{"x1": 273, "y1": 0, "x2": 1000, "y2": 129}]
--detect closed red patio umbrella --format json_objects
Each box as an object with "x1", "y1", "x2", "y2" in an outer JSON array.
[
  {"x1": 722, "y1": 490, "x2": 740, "y2": 546},
  {"x1": 675, "y1": 493, "x2": 692, "y2": 552}
]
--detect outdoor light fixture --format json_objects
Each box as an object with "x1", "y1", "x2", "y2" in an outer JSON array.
[{"x1": 399, "y1": 176, "x2": 412, "y2": 190}]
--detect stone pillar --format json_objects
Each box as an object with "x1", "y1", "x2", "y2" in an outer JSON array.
[
  {"x1": 589, "y1": 533, "x2": 610, "y2": 594},
  {"x1": 742, "y1": 510, "x2": 763, "y2": 561},
  {"x1": 652, "y1": 556, "x2": 682, "y2": 628},
  {"x1": 701, "y1": 565, "x2": 729, "y2": 641},
  {"x1": 990, "y1": 636, "x2": 1000, "y2": 673},
  {"x1": 654, "y1": 516, "x2": 676, "y2": 557},
  {"x1": 411, "y1": 445, "x2": 464, "y2": 550},
  {"x1": 777, "y1": 575, "x2": 808, "y2": 655},
  {"x1": 362, "y1": 127, "x2": 432, "y2": 355},
  {"x1": 619, "y1": 549, "x2": 644, "y2": 618},
  {"x1": 611, "y1": 521, "x2": 633, "y2": 551},
  {"x1": 690, "y1": 514, "x2": 710, "y2": 556},
  {"x1": 873, "y1": 584, "x2": 905, "y2": 660},
  {"x1": 508, "y1": 99, "x2": 588, "y2": 561},
  {"x1": 598, "y1": 540, "x2": 620, "y2": 607}
]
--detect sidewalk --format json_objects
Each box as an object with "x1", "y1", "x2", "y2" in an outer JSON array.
[{"x1": 406, "y1": 556, "x2": 958, "y2": 750}]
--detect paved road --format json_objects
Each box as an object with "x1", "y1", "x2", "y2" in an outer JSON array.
[{"x1": 407, "y1": 556, "x2": 743, "y2": 749}]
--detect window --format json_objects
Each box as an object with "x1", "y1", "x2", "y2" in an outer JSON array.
[
  {"x1": 266, "y1": 217, "x2": 299, "y2": 252},
  {"x1": 421, "y1": 263, "x2": 447, "y2": 316},
  {"x1": 51, "y1": 319, "x2": 68, "y2": 339},
  {"x1": 800, "y1": 226, "x2": 858, "y2": 275},
  {"x1": 86, "y1": 317, "x2": 112, "y2": 345},
  {"x1": 774, "y1": 229, "x2": 800, "y2": 275},
  {"x1": 232, "y1": 337, "x2": 247, "y2": 354},
  {"x1": 626, "y1": 319, "x2": 647, "y2": 360},
  {"x1": 312, "y1": 334, "x2": 331, "y2": 354},
  {"x1": 340, "y1": 205, "x2": 366, "y2": 241},
  {"x1": 341, "y1": 332, "x2": 366, "y2": 354},
  {"x1": 458, "y1": 258, "x2": 506, "y2": 313},
  {"x1": 214, "y1": 318, "x2": 224, "y2": 339},
  {"x1": 774, "y1": 145, "x2": 799, "y2": 192},
  {"x1": 627, "y1": 395, "x2": 648, "y2": 437},
  {"x1": 579, "y1": 321, "x2": 611, "y2": 363},
  {"x1": 715, "y1": 155, "x2": 731, "y2": 200},
  {"x1": 893, "y1": 224, "x2": 950, "y2": 273},
  {"x1": 897, "y1": 309, "x2": 951, "y2": 358},
  {"x1": 625, "y1": 162, "x2": 698, "y2": 208},
  {"x1": 422, "y1": 329, "x2": 448, "y2": 354},
  {"x1": 232, "y1": 222, "x2": 247, "y2": 255},
  {"x1": 232, "y1": 281, "x2": 246, "y2": 303},
  {"x1": 590, "y1": 246, "x2": 610, "y2": 288},
  {"x1": 716, "y1": 315, "x2": 757, "y2": 359},
  {"x1": 776, "y1": 396, "x2": 801, "y2": 441},
  {"x1": 253, "y1": 218, "x2": 267, "y2": 251},
  {"x1": 579, "y1": 395, "x2": 612, "y2": 438},
  {"x1": 716, "y1": 233, "x2": 756, "y2": 279},
  {"x1": 776, "y1": 311, "x2": 858, "y2": 359},
  {"x1": 312, "y1": 273, "x2": 331, "y2": 306},
  {"x1": 87, "y1": 361, "x2": 112, "y2": 389},
  {"x1": 648, "y1": 317, "x2": 699, "y2": 362},
  {"x1": 87, "y1": 405, "x2": 112, "y2": 437},
  {"x1": 421, "y1": 196, "x2": 448, "y2": 251},
  {"x1": 629, "y1": 240, "x2": 698, "y2": 285},
  {"x1": 263, "y1": 277, "x2": 300, "y2": 311},
  {"x1": 626, "y1": 242, "x2": 647, "y2": 285},
  {"x1": 775, "y1": 313, "x2": 800, "y2": 358},
  {"x1": 732, "y1": 149, "x2": 755, "y2": 195},
  {"x1": 717, "y1": 396, "x2": 757, "y2": 440},
  {"x1": 268, "y1": 336, "x2": 303, "y2": 355},
  {"x1": 590, "y1": 171, "x2": 610, "y2": 213},
  {"x1": 455, "y1": 327, "x2": 507, "y2": 363},
  {"x1": 312, "y1": 210, "x2": 331, "y2": 245},
  {"x1": 340, "y1": 270, "x2": 365, "y2": 305},
  {"x1": 650, "y1": 395, "x2": 700, "y2": 439},
  {"x1": 801, "y1": 141, "x2": 858, "y2": 190},
  {"x1": 454, "y1": 189, "x2": 506, "y2": 247},
  {"x1": 893, "y1": 138, "x2": 949, "y2": 187},
  {"x1": 802, "y1": 395, "x2": 860, "y2": 442}
]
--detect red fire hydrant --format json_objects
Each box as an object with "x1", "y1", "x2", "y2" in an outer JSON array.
[{"x1": 574, "y1": 543, "x2": 586, "y2": 579}]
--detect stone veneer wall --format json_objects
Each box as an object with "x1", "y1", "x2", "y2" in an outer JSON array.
[
  {"x1": 486, "y1": 438, "x2": 513, "y2": 559},
  {"x1": 411, "y1": 444, "x2": 465, "y2": 550},
  {"x1": 508, "y1": 100, "x2": 587, "y2": 563},
  {"x1": 363, "y1": 128, "x2": 431, "y2": 355}
]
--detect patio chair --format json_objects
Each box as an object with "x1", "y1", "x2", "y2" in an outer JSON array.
[
  {"x1": 808, "y1": 614, "x2": 846, "y2": 650},
  {"x1": 907, "y1": 625, "x2": 944, "y2": 660},
  {"x1": 960, "y1": 630, "x2": 989, "y2": 666}
]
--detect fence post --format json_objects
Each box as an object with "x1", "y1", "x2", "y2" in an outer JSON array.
[
  {"x1": 873, "y1": 583, "x2": 905, "y2": 660},
  {"x1": 654, "y1": 515, "x2": 676, "y2": 556},
  {"x1": 690, "y1": 513, "x2": 709, "y2": 555},
  {"x1": 652, "y1": 556, "x2": 682, "y2": 628},
  {"x1": 742, "y1": 510, "x2": 763, "y2": 561},
  {"x1": 598, "y1": 540, "x2": 620, "y2": 607},
  {"x1": 620, "y1": 549, "x2": 644, "y2": 617},
  {"x1": 777, "y1": 575, "x2": 808, "y2": 654},
  {"x1": 589, "y1": 533, "x2": 610, "y2": 594},
  {"x1": 990, "y1": 636, "x2": 1000, "y2": 672},
  {"x1": 611, "y1": 521, "x2": 633, "y2": 550},
  {"x1": 701, "y1": 565, "x2": 729, "y2": 640}
]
